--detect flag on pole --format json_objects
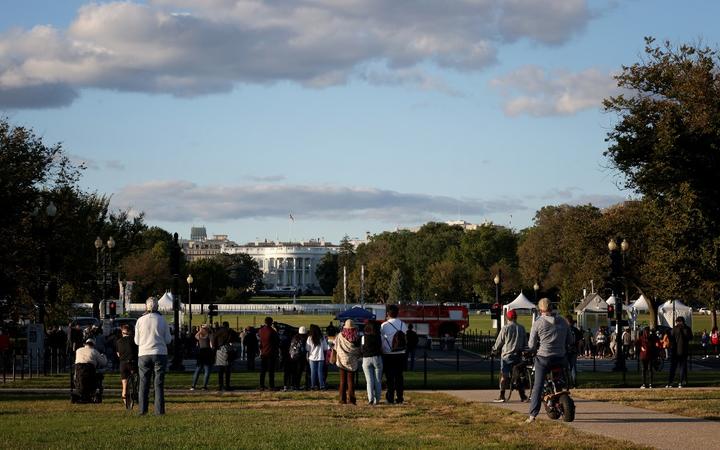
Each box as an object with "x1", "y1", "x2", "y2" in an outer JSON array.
[{"x1": 289, "y1": 213, "x2": 295, "y2": 222}]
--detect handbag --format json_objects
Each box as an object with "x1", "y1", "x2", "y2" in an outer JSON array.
[{"x1": 326, "y1": 348, "x2": 337, "y2": 365}]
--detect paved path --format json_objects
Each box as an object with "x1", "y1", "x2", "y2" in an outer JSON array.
[{"x1": 441, "y1": 389, "x2": 720, "y2": 450}]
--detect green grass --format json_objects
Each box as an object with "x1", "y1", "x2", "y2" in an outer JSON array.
[
  {"x1": 0, "y1": 392, "x2": 646, "y2": 449},
  {"x1": 575, "y1": 388, "x2": 720, "y2": 421}
]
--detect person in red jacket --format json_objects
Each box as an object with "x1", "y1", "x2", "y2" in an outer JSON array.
[
  {"x1": 258, "y1": 316, "x2": 279, "y2": 390},
  {"x1": 637, "y1": 327, "x2": 656, "y2": 389}
]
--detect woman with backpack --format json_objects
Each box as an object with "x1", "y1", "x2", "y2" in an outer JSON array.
[
  {"x1": 335, "y1": 319, "x2": 362, "y2": 405},
  {"x1": 190, "y1": 324, "x2": 213, "y2": 391},
  {"x1": 306, "y1": 324, "x2": 328, "y2": 390},
  {"x1": 288, "y1": 326, "x2": 308, "y2": 390}
]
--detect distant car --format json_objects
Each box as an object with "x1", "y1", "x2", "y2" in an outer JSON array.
[
  {"x1": 698, "y1": 308, "x2": 712, "y2": 315},
  {"x1": 69, "y1": 317, "x2": 102, "y2": 329},
  {"x1": 110, "y1": 317, "x2": 137, "y2": 333}
]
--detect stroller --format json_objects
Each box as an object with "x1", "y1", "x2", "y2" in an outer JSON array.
[{"x1": 70, "y1": 363, "x2": 104, "y2": 404}]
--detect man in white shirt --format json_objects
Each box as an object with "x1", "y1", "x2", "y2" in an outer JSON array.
[
  {"x1": 380, "y1": 304, "x2": 407, "y2": 404},
  {"x1": 75, "y1": 338, "x2": 107, "y2": 368},
  {"x1": 134, "y1": 296, "x2": 172, "y2": 415}
]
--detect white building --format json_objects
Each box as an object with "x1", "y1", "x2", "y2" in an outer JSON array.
[{"x1": 223, "y1": 239, "x2": 339, "y2": 294}]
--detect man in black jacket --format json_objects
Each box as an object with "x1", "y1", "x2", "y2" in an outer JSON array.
[{"x1": 666, "y1": 316, "x2": 693, "y2": 388}]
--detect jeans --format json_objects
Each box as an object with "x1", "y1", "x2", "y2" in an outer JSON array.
[
  {"x1": 309, "y1": 359, "x2": 325, "y2": 389},
  {"x1": 362, "y1": 356, "x2": 383, "y2": 403},
  {"x1": 138, "y1": 354, "x2": 167, "y2": 415},
  {"x1": 217, "y1": 365, "x2": 232, "y2": 390},
  {"x1": 529, "y1": 355, "x2": 566, "y2": 418},
  {"x1": 641, "y1": 359, "x2": 654, "y2": 386},
  {"x1": 191, "y1": 363, "x2": 211, "y2": 389},
  {"x1": 260, "y1": 355, "x2": 276, "y2": 388},
  {"x1": 383, "y1": 353, "x2": 405, "y2": 403},
  {"x1": 566, "y1": 353, "x2": 577, "y2": 387},
  {"x1": 406, "y1": 348, "x2": 416, "y2": 370},
  {"x1": 668, "y1": 354, "x2": 688, "y2": 386}
]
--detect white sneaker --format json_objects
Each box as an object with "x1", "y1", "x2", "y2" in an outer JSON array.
[
  {"x1": 665, "y1": 385, "x2": 671, "y2": 388},
  {"x1": 649, "y1": 384, "x2": 653, "y2": 389},
  {"x1": 640, "y1": 385, "x2": 646, "y2": 389},
  {"x1": 524, "y1": 416, "x2": 536, "y2": 424},
  {"x1": 678, "y1": 384, "x2": 683, "y2": 388}
]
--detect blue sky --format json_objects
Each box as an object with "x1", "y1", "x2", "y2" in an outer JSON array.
[{"x1": 2, "y1": 0, "x2": 719, "y2": 244}]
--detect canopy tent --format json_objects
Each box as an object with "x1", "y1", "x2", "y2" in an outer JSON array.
[
  {"x1": 657, "y1": 300, "x2": 693, "y2": 329},
  {"x1": 574, "y1": 293, "x2": 610, "y2": 331},
  {"x1": 630, "y1": 295, "x2": 651, "y2": 312},
  {"x1": 335, "y1": 306, "x2": 376, "y2": 323},
  {"x1": 606, "y1": 295, "x2": 618, "y2": 306},
  {"x1": 158, "y1": 291, "x2": 176, "y2": 312},
  {"x1": 501, "y1": 292, "x2": 537, "y2": 328}
]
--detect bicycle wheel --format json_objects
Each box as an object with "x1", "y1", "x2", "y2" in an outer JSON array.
[{"x1": 127, "y1": 373, "x2": 138, "y2": 410}]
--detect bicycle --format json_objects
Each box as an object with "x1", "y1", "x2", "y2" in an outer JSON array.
[{"x1": 125, "y1": 369, "x2": 139, "y2": 410}]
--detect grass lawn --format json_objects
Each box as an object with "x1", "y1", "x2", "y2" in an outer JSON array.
[
  {"x1": 574, "y1": 388, "x2": 720, "y2": 421},
  {"x1": 0, "y1": 392, "x2": 645, "y2": 449}
]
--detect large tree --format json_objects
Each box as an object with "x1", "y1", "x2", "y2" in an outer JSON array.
[{"x1": 604, "y1": 37, "x2": 720, "y2": 318}]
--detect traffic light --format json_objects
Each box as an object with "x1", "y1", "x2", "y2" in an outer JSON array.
[
  {"x1": 208, "y1": 304, "x2": 218, "y2": 317},
  {"x1": 109, "y1": 301, "x2": 117, "y2": 318},
  {"x1": 491, "y1": 303, "x2": 501, "y2": 322}
]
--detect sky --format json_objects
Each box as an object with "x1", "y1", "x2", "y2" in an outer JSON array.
[{"x1": 2, "y1": 0, "x2": 719, "y2": 244}]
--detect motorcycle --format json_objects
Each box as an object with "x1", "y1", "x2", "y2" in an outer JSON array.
[{"x1": 524, "y1": 354, "x2": 575, "y2": 422}]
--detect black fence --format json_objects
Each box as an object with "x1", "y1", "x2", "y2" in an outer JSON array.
[{"x1": 1, "y1": 348, "x2": 70, "y2": 382}]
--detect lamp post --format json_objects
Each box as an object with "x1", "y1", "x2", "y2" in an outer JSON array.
[
  {"x1": 533, "y1": 282, "x2": 540, "y2": 303},
  {"x1": 187, "y1": 274, "x2": 194, "y2": 331},
  {"x1": 608, "y1": 238, "x2": 629, "y2": 373},
  {"x1": 169, "y1": 232, "x2": 184, "y2": 371},
  {"x1": 94, "y1": 235, "x2": 115, "y2": 319},
  {"x1": 494, "y1": 270, "x2": 502, "y2": 337},
  {"x1": 32, "y1": 199, "x2": 57, "y2": 325}
]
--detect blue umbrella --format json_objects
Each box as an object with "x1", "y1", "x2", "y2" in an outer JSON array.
[{"x1": 335, "y1": 306, "x2": 376, "y2": 321}]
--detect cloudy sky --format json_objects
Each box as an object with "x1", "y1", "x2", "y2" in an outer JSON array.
[{"x1": 2, "y1": 0, "x2": 718, "y2": 243}]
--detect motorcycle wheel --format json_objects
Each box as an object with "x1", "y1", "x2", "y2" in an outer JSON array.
[
  {"x1": 544, "y1": 403, "x2": 561, "y2": 420},
  {"x1": 559, "y1": 393, "x2": 575, "y2": 422}
]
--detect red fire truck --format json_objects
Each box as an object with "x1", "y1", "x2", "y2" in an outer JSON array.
[{"x1": 369, "y1": 304, "x2": 470, "y2": 338}]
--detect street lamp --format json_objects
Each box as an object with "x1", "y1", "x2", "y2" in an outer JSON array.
[
  {"x1": 187, "y1": 274, "x2": 194, "y2": 331},
  {"x1": 32, "y1": 199, "x2": 57, "y2": 325},
  {"x1": 533, "y1": 282, "x2": 540, "y2": 302},
  {"x1": 94, "y1": 235, "x2": 115, "y2": 319},
  {"x1": 494, "y1": 270, "x2": 502, "y2": 336},
  {"x1": 608, "y1": 237, "x2": 629, "y2": 374}
]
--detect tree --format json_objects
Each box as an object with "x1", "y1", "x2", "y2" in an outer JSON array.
[
  {"x1": 518, "y1": 205, "x2": 606, "y2": 307},
  {"x1": 216, "y1": 253, "x2": 264, "y2": 302},
  {"x1": 120, "y1": 243, "x2": 172, "y2": 302},
  {"x1": 604, "y1": 38, "x2": 720, "y2": 317},
  {"x1": 187, "y1": 258, "x2": 229, "y2": 305},
  {"x1": 387, "y1": 268, "x2": 406, "y2": 305},
  {"x1": 315, "y1": 252, "x2": 339, "y2": 295}
]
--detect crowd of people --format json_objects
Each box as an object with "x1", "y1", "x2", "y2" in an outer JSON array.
[
  {"x1": 70, "y1": 300, "x2": 414, "y2": 414},
  {"x1": 492, "y1": 300, "x2": 699, "y2": 423}
]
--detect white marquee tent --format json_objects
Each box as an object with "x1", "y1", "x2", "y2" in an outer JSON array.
[
  {"x1": 158, "y1": 291, "x2": 176, "y2": 312},
  {"x1": 501, "y1": 292, "x2": 537, "y2": 328},
  {"x1": 606, "y1": 295, "x2": 618, "y2": 306},
  {"x1": 630, "y1": 295, "x2": 651, "y2": 312},
  {"x1": 574, "y1": 293, "x2": 610, "y2": 331},
  {"x1": 657, "y1": 300, "x2": 693, "y2": 329}
]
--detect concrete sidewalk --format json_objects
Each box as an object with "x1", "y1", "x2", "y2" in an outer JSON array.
[{"x1": 441, "y1": 389, "x2": 720, "y2": 450}]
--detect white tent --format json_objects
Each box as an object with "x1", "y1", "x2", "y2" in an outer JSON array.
[
  {"x1": 574, "y1": 293, "x2": 610, "y2": 331},
  {"x1": 630, "y1": 295, "x2": 651, "y2": 311},
  {"x1": 657, "y1": 300, "x2": 693, "y2": 329},
  {"x1": 501, "y1": 292, "x2": 537, "y2": 328},
  {"x1": 606, "y1": 295, "x2": 618, "y2": 306},
  {"x1": 158, "y1": 291, "x2": 175, "y2": 312}
]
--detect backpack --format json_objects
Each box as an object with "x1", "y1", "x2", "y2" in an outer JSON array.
[
  {"x1": 289, "y1": 337, "x2": 306, "y2": 361},
  {"x1": 388, "y1": 322, "x2": 407, "y2": 352}
]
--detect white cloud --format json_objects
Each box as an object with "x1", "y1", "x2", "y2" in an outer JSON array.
[
  {"x1": 0, "y1": 0, "x2": 596, "y2": 108},
  {"x1": 112, "y1": 180, "x2": 526, "y2": 223},
  {"x1": 490, "y1": 65, "x2": 620, "y2": 116}
]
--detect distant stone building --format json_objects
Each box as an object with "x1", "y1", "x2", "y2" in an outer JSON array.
[
  {"x1": 223, "y1": 239, "x2": 339, "y2": 294},
  {"x1": 180, "y1": 227, "x2": 339, "y2": 294}
]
